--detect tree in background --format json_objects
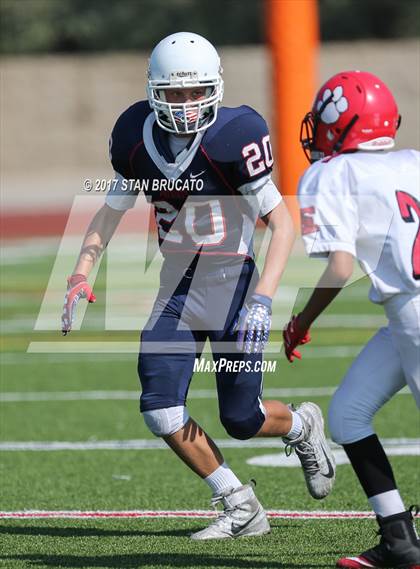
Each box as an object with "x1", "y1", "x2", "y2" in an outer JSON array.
[{"x1": 0, "y1": 0, "x2": 419, "y2": 54}]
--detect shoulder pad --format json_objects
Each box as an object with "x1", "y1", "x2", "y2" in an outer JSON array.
[
  {"x1": 203, "y1": 106, "x2": 270, "y2": 163},
  {"x1": 298, "y1": 154, "x2": 349, "y2": 198},
  {"x1": 109, "y1": 100, "x2": 152, "y2": 178},
  {"x1": 110, "y1": 100, "x2": 151, "y2": 152}
]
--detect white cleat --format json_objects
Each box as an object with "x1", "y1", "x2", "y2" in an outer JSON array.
[
  {"x1": 283, "y1": 402, "x2": 336, "y2": 500},
  {"x1": 190, "y1": 482, "x2": 270, "y2": 540}
]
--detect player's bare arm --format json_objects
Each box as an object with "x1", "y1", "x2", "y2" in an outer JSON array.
[
  {"x1": 62, "y1": 204, "x2": 126, "y2": 335},
  {"x1": 255, "y1": 200, "x2": 296, "y2": 299},
  {"x1": 72, "y1": 204, "x2": 126, "y2": 276},
  {"x1": 283, "y1": 247, "x2": 354, "y2": 362},
  {"x1": 297, "y1": 250, "x2": 354, "y2": 330},
  {"x1": 235, "y1": 200, "x2": 296, "y2": 354}
]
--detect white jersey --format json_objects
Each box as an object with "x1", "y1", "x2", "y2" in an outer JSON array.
[{"x1": 298, "y1": 149, "x2": 420, "y2": 304}]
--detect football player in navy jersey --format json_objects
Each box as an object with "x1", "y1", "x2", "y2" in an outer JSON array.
[{"x1": 62, "y1": 32, "x2": 335, "y2": 539}]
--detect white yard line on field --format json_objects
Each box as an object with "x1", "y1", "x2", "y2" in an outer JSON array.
[
  {"x1": 0, "y1": 439, "x2": 285, "y2": 451},
  {"x1": 3, "y1": 346, "x2": 364, "y2": 363},
  {"x1": 0, "y1": 385, "x2": 411, "y2": 402},
  {"x1": 25, "y1": 342, "x2": 366, "y2": 356},
  {"x1": 0, "y1": 438, "x2": 418, "y2": 452},
  {"x1": 0, "y1": 314, "x2": 386, "y2": 334},
  {"x1": 247, "y1": 443, "x2": 420, "y2": 468},
  {"x1": 0, "y1": 509, "x2": 382, "y2": 520},
  {"x1": 4, "y1": 316, "x2": 386, "y2": 338}
]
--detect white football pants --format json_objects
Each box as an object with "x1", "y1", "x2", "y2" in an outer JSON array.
[{"x1": 329, "y1": 293, "x2": 420, "y2": 445}]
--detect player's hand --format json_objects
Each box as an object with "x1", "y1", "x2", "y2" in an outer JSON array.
[
  {"x1": 62, "y1": 274, "x2": 96, "y2": 336},
  {"x1": 283, "y1": 313, "x2": 311, "y2": 362},
  {"x1": 234, "y1": 294, "x2": 272, "y2": 354}
]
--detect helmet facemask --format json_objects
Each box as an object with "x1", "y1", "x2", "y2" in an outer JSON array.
[
  {"x1": 147, "y1": 77, "x2": 223, "y2": 134},
  {"x1": 300, "y1": 91, "x2": 335, "y2": 163},
  {"x1": 300, "y1": 112, "x2": 323, "y2": 163}
]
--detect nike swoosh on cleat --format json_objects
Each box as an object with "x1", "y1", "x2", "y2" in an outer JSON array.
[
  {"x1": 190, "y1": 170, "x2": 206, "y2": 179},
  {"x1": 231, "y1": 510, "x2": 260, "y2": 535},
  {"x1": 321, "y1": 446, "x2": 335, "y2": 479}
]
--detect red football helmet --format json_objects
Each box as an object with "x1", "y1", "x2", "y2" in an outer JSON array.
[{"x1": 300, "y1": 71, "x2": 401, "y2": 163}]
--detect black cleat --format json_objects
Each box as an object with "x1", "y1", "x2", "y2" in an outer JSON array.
[{"x1": 337, "y1": 506, "x2": 420, "y2": 568}]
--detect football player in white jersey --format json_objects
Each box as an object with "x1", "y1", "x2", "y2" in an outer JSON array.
[{"x1": 283, "y1": 71, "x2": 420, "y2": 568}]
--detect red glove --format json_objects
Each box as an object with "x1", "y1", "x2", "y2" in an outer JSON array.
[
  {"x1": 62, "y1": 274, "x2": 96, "y2": 336},
  {"x1": 283, "y1": 314, "x2": 311, "y2": 362}
]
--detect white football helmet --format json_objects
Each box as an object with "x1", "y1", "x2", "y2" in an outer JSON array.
[{"x1": 147, "y1": 32, "x2": 224, "y2": 134}]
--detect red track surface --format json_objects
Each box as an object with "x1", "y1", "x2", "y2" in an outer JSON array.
[
  {"x1": 1, "y1": 211, "x2": 69, "y2": 239},
  {"x1": 1, "y1": 208, "x2": 155, "y2": 239}
]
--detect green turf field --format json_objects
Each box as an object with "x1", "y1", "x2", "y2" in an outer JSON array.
[{"x1": 1, "y1": 237, "x2": 419, "y2": 568}]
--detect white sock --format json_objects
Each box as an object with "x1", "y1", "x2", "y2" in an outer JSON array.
[
  {"x1": 284, "y1": 411, "x2": 303, "y2": 440},
  {"x1": 369, "y1": 490, "x2": 405, "y2": 518},
  {"x1": 204, "y1": 462, "x2": 242, "y2": 495}
]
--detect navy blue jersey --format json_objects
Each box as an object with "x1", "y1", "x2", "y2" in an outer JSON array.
[{"x1": 109, "y1": 100, "x2": 275, "y2": 261}]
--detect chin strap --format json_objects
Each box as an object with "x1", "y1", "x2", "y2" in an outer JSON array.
[{"x1": 333, "y1": 114, "x2": 359, "y2": 153}]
